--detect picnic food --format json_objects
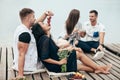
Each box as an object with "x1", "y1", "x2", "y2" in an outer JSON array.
[
  {"x1": 47, "y1": 16, "x2": 51, "y2": 26},
  {"x1": 68, "y1": 72, "x2": 86, "y2": 80}
]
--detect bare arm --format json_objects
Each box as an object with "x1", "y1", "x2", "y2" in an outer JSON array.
[
  {"x1": 99, "y1": 32, "x2": 105, "y2": 45},
  {"x1": 35, "y1": 12, "x2": 47, "y2": 23},
  {"x1": 43, "y1": 58, "x2": 67, "y2": 65},
  {"x1": 97, "y1": 32, "x2": 105, "y2": 50},
  {"x1": 35, "y1": 11, "x2": 54, "y2": 23},
  {"x1": 18, "y1": 42, "x2": 29, "y2": 76}
]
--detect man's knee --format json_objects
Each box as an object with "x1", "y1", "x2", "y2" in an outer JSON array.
[
  {"x1": 77, "y1": 41, "x2": 91, "y2": 53},
  {"x1": 91, "y1": 41, "x2": 99, "y2": 49}
]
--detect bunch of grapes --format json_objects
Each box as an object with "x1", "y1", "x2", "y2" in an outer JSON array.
[{"x1": 47, "y1": 16, "x2": 51, "y2": 26}]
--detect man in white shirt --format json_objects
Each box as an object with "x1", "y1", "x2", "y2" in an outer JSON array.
[
  {"x1": 76, "y1": 10, "x2": 105, "y2": 60},
  {"x1": 13, "y1": 8, "x2": 53, "y2": 79}
]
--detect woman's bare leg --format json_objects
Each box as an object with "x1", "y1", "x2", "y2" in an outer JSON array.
[
  {"x1": 76, "y1": 51, "x2": 98, "y2": 69},
  {"x1": 76, "y1": 51, "x2": 111, "y2": 74},
  {"x1": 95, "y1": 64, "x2": 112, "y2": 74},
  {"x1": 77, "y1": 63, "x2": 94, "y2": 72}
]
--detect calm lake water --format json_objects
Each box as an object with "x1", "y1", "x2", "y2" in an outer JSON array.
[{"x1": 0, "y1": 0, "x2": 120, "y2": 45}]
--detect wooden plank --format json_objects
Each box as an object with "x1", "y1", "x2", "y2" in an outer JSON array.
[
  {"x1": 33, "y1": 73, "x2": 42, "y2": 80},
  {"x1": 25, "y1": 74, "x2": 33, "y2": 80},
  {"x1": 0, "y1": 46, "x2": 7, "y2": 80},
  {"x1": 104, "y1": 50, "x2": 120, "y2": 61},
  {"x1": 109, "y1": 44, "x2": 120, "y2": 56},
  {"x1": 113, "y1": 43, "x2": 120, "y2": 48},
  {"x1": 85, "y1": 54, "x2": 103, "y2": 80},
  {"x1": 88, "y1": 73, "x2": 103, "y2": 80},
  {"x1": 1, "y1": 44, "x2": 119, "y2": 80},
  {"x1": 110, "y1": 68, "x2": 120, "y2": 79},
  {"x1": 103, "y1": 56, "x2": 120, "y2": 72},
  {"x1": 100, "y1": 58, "x2": 120, "y2": 73},
  {"x1": 111, "y1": 44, "x2": 120, "y2": 57},
  {"x1": 102, "y1": 55, "x2": 120, "y2": 69},
  {"x1": 59, "y1": 76, "x2": 68, "y2": 80},
  {"x1": 41, "y1": 72, "x2": 50, "y2": 80},
  {"x1": 86, "y1": 54, "x2": 112, "y2": 80},
  {"x1": 111, "y1": 43, "x2": 120, "y2": 53},
  {"x1": 107, "y1": 73, "x2": 120, "y2": 80},
  {"x1": 98, "y1": 74, "x2": 112, "y2": 80},
  {"x1": 80, "y1": 71, "x2": 94, "y2": 80},
  {"x1": 104, "y1": 51, "x2": 120, "y2": 64},
  {"x1": 7, "y1": 47, "x2": 15, "y2": 80},
  {"x1": 50, "y1": 77, "x2": 60, "y2": 80},
  {"x1": 0, "y1": 47, "x2": 2, "y2": 62},
  {"x1": 14, "y1": 71, "x2": 34, "y2": 80},
  {"x1": 84, "y1": 54, "x2": 104, "y2": 80},
  {"x1": 112, "y1": 43, "x2": 120, "y2": 47},
  {"x1": 102, "y1": 56, "x2": 120, "y2": 73},
  {"x1": 87, "y1": 52, "x2": 120, "y2": 80},
  {"x1": 96, "y1": 60, "x2": 118, "y2": 80},
  {"x1": 11, "y1": 47, "x2": 14, "y2": 61},
  {"x1": 93, "y1": 50, "x2": 120, "y2": 69},
  {"x1": 87, "y1": 52, "x2": 120, "y2": 72},
  {"x1": 104, "y1": 43, "x2": 120, "y2": 56}
]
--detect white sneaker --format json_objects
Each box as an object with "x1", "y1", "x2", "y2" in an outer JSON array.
[{"x1": 93, "y1": 51, "x2": 105, "y2": 60}]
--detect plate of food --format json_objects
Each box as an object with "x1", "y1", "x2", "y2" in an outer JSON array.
[{"x1": 67, "y1": 72, "x2": 87, "y2": 80}]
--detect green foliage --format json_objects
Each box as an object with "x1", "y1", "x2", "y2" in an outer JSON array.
[
  {"x1": 58, "y1": 50, "x2": 72, "y2": 72},
  {"x1": 18, "y1": 78, "x2": 26, "y2": 80}
]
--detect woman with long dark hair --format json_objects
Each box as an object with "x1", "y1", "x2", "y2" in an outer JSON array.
[
  {"x1": 32, "y1": 16, "x2": 111, "y2": 73},
  {"x1": 66, "y1": 9, "x2": 80, "y2": 36},
  {"x1": 62, "y1": 9, "x2": 85, "y2": 47}
]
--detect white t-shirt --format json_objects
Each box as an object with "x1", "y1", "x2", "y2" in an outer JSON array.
[
  {"x1": 13, "y1": 24, "x2": 43, "y2": 71},
  {"x1": 83, "y1": 21, "x2": 105, "y2": 41}
]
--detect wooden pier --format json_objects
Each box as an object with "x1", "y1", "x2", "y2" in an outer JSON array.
[{"x1": 0, "y1": 43, "x2": 120, "y2": 80}]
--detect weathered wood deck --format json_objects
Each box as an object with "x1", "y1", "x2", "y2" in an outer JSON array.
[
  {"x1": 0, "y1": 44, "x2": 120, "y2": 80},
  {"x1": 104, "y1": 43, "x2": 120, "y2": 57}
]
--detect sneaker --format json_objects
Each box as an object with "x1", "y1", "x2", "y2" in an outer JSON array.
[{"x1": 93, "y1": 49, "x2": 105, "y2": 60}]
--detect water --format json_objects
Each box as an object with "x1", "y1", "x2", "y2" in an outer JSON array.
[{"x1": 0, "y1": 0, "x2": 120, "y2": 45}]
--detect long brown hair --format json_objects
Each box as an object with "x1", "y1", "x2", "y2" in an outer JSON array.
[{"x1": 66, "y1": 9, "x2": 80, "y2": 35}]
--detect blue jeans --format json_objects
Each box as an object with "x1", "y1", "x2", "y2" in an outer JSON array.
[{"x1": 76, "y1": 40, "x2": 99, "y2": 53}]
